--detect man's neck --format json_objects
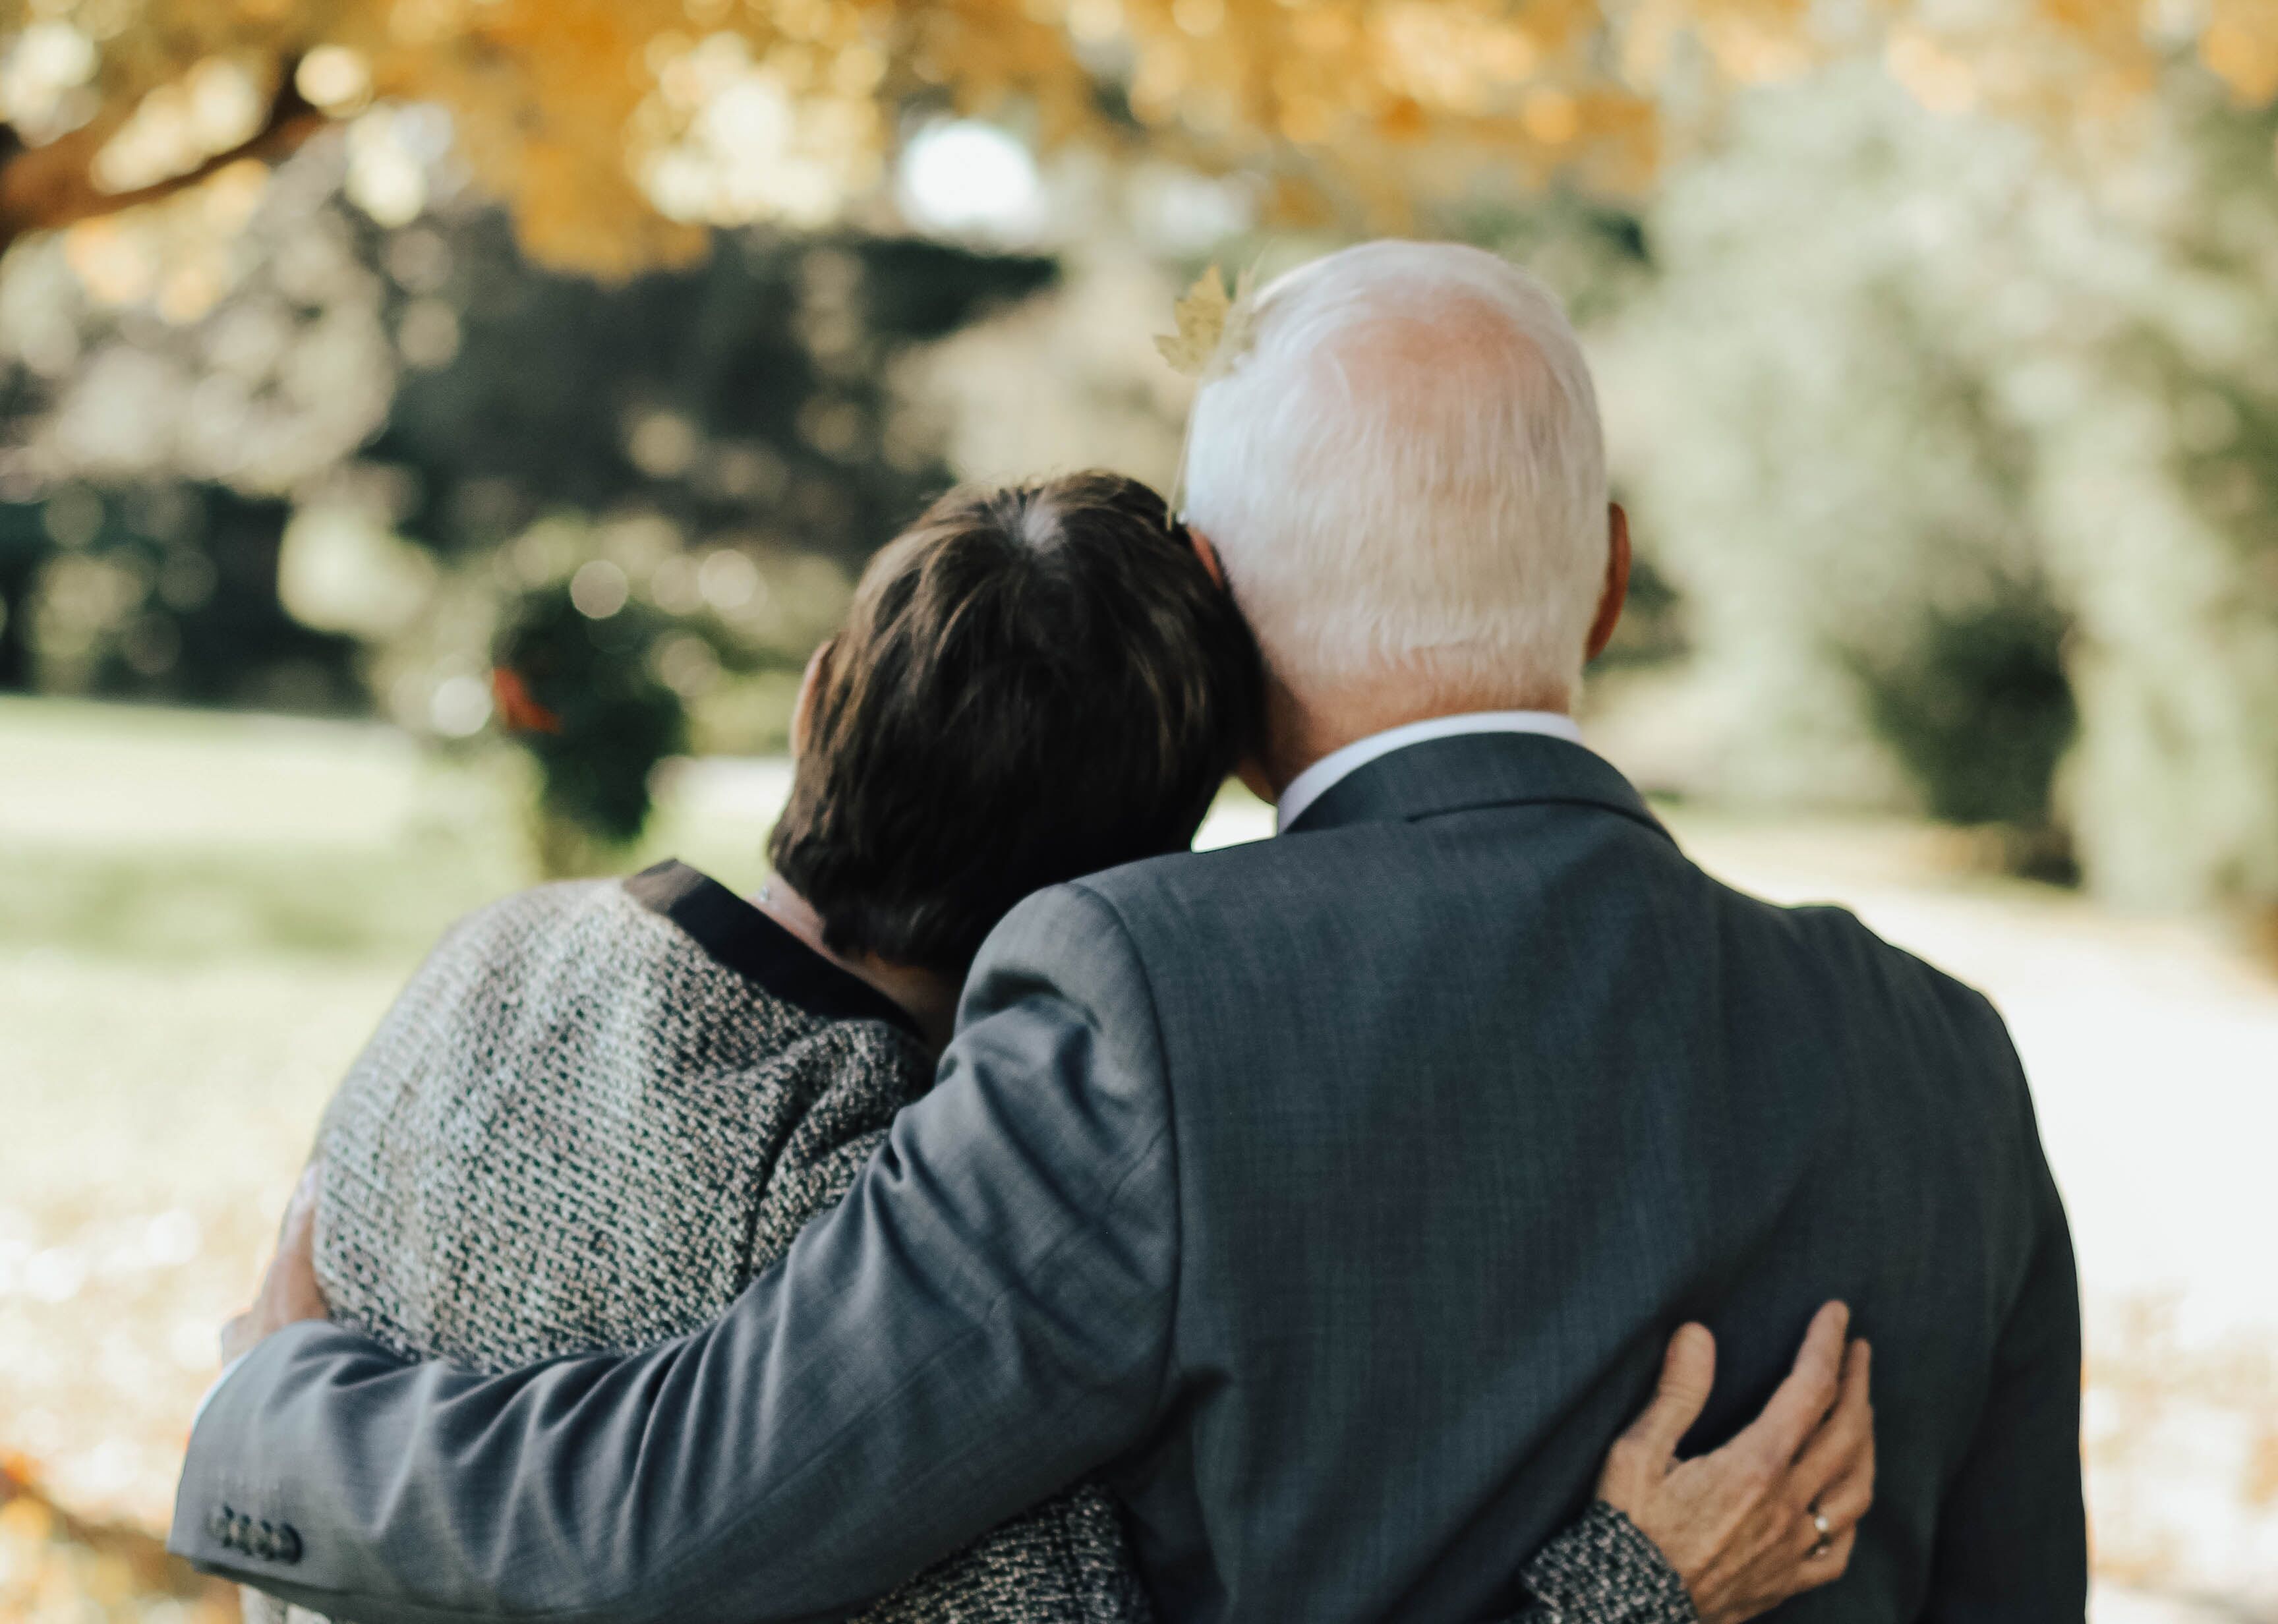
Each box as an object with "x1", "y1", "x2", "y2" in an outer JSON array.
[
  {"x1": 752, "y1": 875, "x2": 960, "y2": 1052},
  {"x1": 1252, "y1": 670, "x2": 1573, "y2": 801}
]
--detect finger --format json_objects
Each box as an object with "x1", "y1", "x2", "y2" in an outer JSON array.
[
  {"x1": 1813, "y1": 1393, "x2": 1875, "y2": 1526},
  {"x1": 277, "y1": 1167, "x2": 329, "y2": 1317},
  {"x1": 1732, "y1": 1301, "x2": 1849, "y2": 1467},
  {"x1": 1816, "y1": 1446, "x2": 1874, "y2": 1528},
  {"x1": 1620, "y1": 1322, "x2": 1718, "y2": 1461},
  {"x1": 283, "y1": 1163, "x2": 321, "y2": 1230},
  {"x1": 1782, "y1": 1522, "x2": 1857, "y2": 1590},
  {"x1": 1790, "y1": 1337, "x2": 1873, "y2": 1507},
  {"x1": 1730, "y1": 1511, "x2": 1857, "y2": 1621},
  {"x1": 276, "y1": 1166, "x2": 321, "y2": 1265}
]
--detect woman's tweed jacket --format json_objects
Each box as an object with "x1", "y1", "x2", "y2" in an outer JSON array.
[{"x1": 249, "y1": 860, "x2": 1696, "y2": 1624}]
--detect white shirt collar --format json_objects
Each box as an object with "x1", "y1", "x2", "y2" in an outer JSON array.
[{"x1": 1275, "y1": 710, "x2": 1584, "y2": 833}]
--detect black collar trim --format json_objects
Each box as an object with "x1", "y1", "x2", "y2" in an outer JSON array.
[{"x1": 623, "y1": 860, "x2": 922, "y2": 1039}]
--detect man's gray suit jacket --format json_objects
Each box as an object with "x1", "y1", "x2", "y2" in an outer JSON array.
[{"x1": 171, "y1": 734, "x2": 2087, "y2": 1623}]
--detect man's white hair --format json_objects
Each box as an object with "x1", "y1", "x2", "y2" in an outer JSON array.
[{"x1": 1182, "y1": 241, "x2": 1608, "y2": 708}]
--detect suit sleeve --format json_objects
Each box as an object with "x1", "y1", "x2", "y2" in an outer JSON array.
[
  {"x1": 1921, "y1": 1057, "x2": 2089, "y2": 1623},
  {"x1": 167, "y1": 883, "x2": 1180, "y2": 1624}
]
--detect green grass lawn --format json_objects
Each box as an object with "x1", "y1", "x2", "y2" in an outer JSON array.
[{"x1": 0, "y1": 695, "x2": 781, "y2": 965}]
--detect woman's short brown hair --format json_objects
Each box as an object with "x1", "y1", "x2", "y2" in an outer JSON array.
[{"x1": 767, "y1": 472, "x2": 1262, "y2": 977}]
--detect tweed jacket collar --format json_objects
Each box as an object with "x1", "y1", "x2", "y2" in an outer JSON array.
[
  {"x1": 1280, "y1": 730, "x2": 1673, "y2": 845},
  {"x1": 623, "y1": 859, "x2": 924, "y2": 1038}
]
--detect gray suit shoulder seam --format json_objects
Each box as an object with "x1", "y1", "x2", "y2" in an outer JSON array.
[
  {"x1": 1067, "y1": 879, "x2": 1186, "y2": 1422},
  {"x1": 1404, "y1": 793, "x2": 1676, "y2": 847}
]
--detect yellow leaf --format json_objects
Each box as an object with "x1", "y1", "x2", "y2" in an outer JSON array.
[{"x1": 1155, "y1": 262, "x2": 1232, "y2": 376}]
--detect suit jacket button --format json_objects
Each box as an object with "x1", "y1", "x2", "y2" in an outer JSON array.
[
  {"x1": 231, "y1": 1513, "x2": 254, "y2": 1553},
  {"x1": 274, "y1": 1524, "x2": 303, "y2": 1565},
  {"x1": 253, "y1": 1521, "x2": 279, "y2": 1559},
  {"x1": 208, "y1": 1507, "x2": 233, "y2": 1546}
]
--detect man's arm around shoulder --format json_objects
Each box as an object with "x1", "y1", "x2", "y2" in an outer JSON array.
[{"x1": 169, "y1": 883, "x2": 1181, "y2": 1624}]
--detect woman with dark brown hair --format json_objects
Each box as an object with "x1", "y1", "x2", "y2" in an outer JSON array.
[{"x1": 251, "y1": 473, "x2": 1869, "y2": 1624}]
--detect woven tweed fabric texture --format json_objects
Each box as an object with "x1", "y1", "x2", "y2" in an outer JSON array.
[
  {"x1": 1517, "y1": 1503, "x2": 1700, "y2": 1624},
  {"x1": 247, "y1": 877, "x2": 1153, "y2": 1624}
]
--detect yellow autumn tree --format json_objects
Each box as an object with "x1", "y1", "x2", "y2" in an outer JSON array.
[{"x1": 3, "y1": 0, "x2": 2277, "y2": 276}]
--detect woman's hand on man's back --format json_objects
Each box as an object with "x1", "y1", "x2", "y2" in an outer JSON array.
[{"x1": 1598, "y1": 1301, "x2": 1875, "y2": 1624}]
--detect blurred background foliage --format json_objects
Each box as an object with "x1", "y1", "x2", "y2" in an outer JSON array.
[
  {"x1": 1600, "y1": 58, "x2": 2278, "y2": 922},
  {"x1": 0, "y1": 3, "x2": 2274, "y2": 890},
  {"x1": 2, "y1": 0, "x2": 2276, "y2": 903},
  {"x1": 0, "y1": 119, "x2": 1057, "y2": 863}
]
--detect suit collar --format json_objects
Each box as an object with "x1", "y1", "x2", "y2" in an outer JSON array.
[
  {"x1": 1280, "y1": 731, "x2": 1671, "y2": 842},
  {"x1": 1275, "y1": 710, "x2": 1583, "y2": 830}
]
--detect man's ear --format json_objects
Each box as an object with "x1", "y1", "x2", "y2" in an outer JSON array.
[
  {"x1": 1186, "y1": 524, "x2": 1227, "y2": 590},
  {"x1": 1584, "y1": 502, "x2": 1631, "y2": 664},
  {"x1": 791, "y1": 639, "x2": 832, "y2": 759}
]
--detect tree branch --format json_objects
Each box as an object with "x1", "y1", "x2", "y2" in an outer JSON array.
[{"x1": 0, "y1": 69, "x2": 326, "y2": 254}]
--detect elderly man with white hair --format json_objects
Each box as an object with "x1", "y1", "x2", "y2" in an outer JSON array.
[{"x1": 172, "y1": 241, "x2": 2084, "y2": 1624}]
